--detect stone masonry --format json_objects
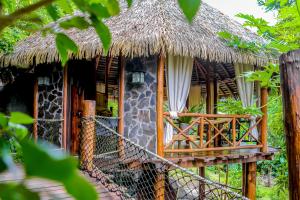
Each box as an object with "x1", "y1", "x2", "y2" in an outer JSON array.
[
  {"x1": 124, "y1": 56, "x2": 157, "y2": 153},
  {"x1": 37, "y1": 70, "x2": 63, "y2": 147}
]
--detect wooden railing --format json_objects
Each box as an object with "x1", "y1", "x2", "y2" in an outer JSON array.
[{"x1": 163, "y1": 112, "x2": 264, "y2": 153}]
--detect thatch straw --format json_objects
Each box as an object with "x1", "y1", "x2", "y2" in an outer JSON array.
[{"x1": 0, "y1": 0, "x2": 277, "y2": 68}]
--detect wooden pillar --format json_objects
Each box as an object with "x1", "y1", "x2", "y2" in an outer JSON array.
[
  {"x1": 206, "y1": 66, "x2": 214, "y2": 148},
  {"x1": 118, "y1": 54, "x2": 125, "y2": 157},
  {"x1": 157, "y1": 53, "x2": 165, "y2": 157},
  {"x1": 71, "y1": 85, "x2": 79, "y2": 154},
  {"x1": 62, "y1": 66, "x2": 68, "y2": 150},
  {"x1": 213, "y1": 78, "x2": 221, "y2": 147},
  {"x1": 80, "y1": 100, "x2": 96, "y2": 171},
  {"x1": 105, "y1": 56, "x2": 113, "y2": 108},
  {"x1": 199, "y1": 167, "x2": 205, "y2": 200},
  {"x1": 280, "y1": 50, "x2": 300, "y2": 200},
  {"x1": 155, "y1": 53, "x2": 165, "y2": 200},
  {"x1": 242, "y1": 162, "x2": 256, "y2": 200},
  {"x1": 33, "y1": 78, "x2": 38, "y2": 142},
  {"x1": 260, "y1": 87, "x2": 268, "y2": 153}
]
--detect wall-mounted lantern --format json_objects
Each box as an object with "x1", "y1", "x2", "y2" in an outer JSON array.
[
  {"x1": 131, "y1": 71, "x2": 145, "y2": 85},
  {"x1": 38, "y1": 76, "x2": 50, "y2": 86}
]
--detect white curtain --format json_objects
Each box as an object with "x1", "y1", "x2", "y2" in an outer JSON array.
[
  {"x1": 164, "y1": 55, "x2": 194, "y2": 144},
  {"x1": 234, "y1": 63, "x2": 258, "y2": 138}
]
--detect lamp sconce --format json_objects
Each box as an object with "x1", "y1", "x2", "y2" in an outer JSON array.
[
  {"x1": 38, "y1": 76, "x2": 50, "y2": 86},
  {"x1": 131, "y1": 71, "x2": 145, "y2": 85}
]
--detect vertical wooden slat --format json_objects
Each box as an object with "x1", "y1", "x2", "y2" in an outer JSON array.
[
  {"x1": 260, "y1": 87, "x2": 268, "y2": 153},
  {"x1": 199, "y1": 117, "x2": 204, "y2": 147},
  {"x1": 33, "y1": 78, "x2": 38, "y2": 142},
  {"x1": 63, "y1": 66, "x2": 68, "y2": 150},
  {"x1": 280, "y1": 50, "x2": 300, "y2": 200},
  {"x1": 232, "y1": 117, "x2": 236, "y2": 146}
]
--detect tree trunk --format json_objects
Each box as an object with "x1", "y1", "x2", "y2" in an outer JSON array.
[{"x1": 280, "y1": 50, "x2": 300, "y2": 200}]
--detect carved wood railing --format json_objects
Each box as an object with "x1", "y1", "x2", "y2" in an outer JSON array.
[{"x1": 163, "y1": 112, "x2": 263, "y2": 153}]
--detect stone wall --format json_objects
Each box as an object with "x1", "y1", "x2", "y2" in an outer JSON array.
[
  {"x1": 37, "y1": 70, "x2": 64, "y2": 147},
  {"x1": 124, "y1": 56, "x2": 157, "y2": 153}
]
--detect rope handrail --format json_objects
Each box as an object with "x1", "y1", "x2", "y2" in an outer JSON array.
[{"x1": 80, "y1": 116, "x2": 248, "y2": 200}]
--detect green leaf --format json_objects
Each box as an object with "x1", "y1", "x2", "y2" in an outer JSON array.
[
  {"x1": 0, "y1": 113, "x2": 8, "y2": 128},
  {"x1": 8, "y1": 123, "x2": 28, "y2": 140},
  {"x1": 60, "y1": 16, "x2": 90, "y2": 30},
  {"x1": 0, "y1": 183, "x2": 40, "y2": 200},
  {"x1": 56, "y1": 0, "x2": 74, "y2": 14},
  {"x1": 22, "y1": 140, "x2": 77, "y2": 182},
  {"x1": 22, "y1": 140, "x2": 98, "y2": 200},
  {"x1": 64, "y1": 173, "x2": 98, "y2": 200},
  {"x1": 55, "y1": 33, "x2": 78, "y2": 66},
  {"x1": 9, "y1": 112, "x2": 33, "y2": 125},
  {"x1": 296, "y1": 0, "x2": 300, "y2": 16},
  {"x1": 89, "y1": 3, "x2": 111, "y2": 19},
  {"x1": 46, "y1": 4, "x2": 60, "y2": 21},
  {"x1": 92, "y1": 18, "x2": 111, "y2": 54},
  {"x1": 100, "y1": 0, "x2": 120, "y2": 16},
  {"x1": 126, "y1": 0, "x2": 133, "y2": 7},
  {"x1": 178, "y1": 0, "x2": 201, "y2": 23}
]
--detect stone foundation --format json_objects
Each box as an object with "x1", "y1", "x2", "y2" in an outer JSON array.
[{"x1": 124, "y1": 56, "x2": 157, "y2": 153}]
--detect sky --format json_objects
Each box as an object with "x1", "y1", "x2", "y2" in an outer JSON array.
[{"x1": 204, "y1": 0, "x2": 277, "y2": 25}]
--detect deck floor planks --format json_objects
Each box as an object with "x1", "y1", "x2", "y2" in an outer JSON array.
[{"x1": 0, "y1": 167, "x2": 120, "y2": 200}]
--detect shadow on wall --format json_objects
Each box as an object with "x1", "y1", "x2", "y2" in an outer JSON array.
[{"x1": 0, "y1": 74, "x2": 34, "y2": 116}]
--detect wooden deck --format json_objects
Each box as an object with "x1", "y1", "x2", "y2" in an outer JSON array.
[
  {"x1": 0, "y1": 167, "x2": 120, "y2": 200},
  {"x1": 165, "y1": 147, "x2": 277, "y2": 168}
]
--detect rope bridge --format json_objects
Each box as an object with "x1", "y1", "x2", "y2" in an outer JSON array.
[{"x1": 80, "y1": 116, "x2": 248, "y2": 200}]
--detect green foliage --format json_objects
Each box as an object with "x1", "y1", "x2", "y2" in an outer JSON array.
[
  {"x1": 55, "y1": 32, "x2": 78, "y2": 65},
  {"x1": 238, "y1": 0, "x2": 300, "y2": 53},
  {"x1": 217, "y1": 98, "x2": 262, "y2": 116},
  {"x1": 178, "y1": 0, "x2": 202, "y2": 23},
  {"x1": 178, "y1": 104, "x2": 204, "y2": 124},
  {"x1": 218, "y1": 31, "x2": 262, "y2": 53},
  {"x1": 244, "y1": 63, "x2": 280, "y2": 88},
  {"x1": 0, "y1": 112, "x2": 98, "y2": 200}
]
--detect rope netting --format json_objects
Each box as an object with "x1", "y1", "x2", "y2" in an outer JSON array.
[{"x1": 80, "y1": 116, "x2": 248, "y2": 200}]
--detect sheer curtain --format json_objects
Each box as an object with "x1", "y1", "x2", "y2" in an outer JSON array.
[
  {"x1": 234, "y1": 63, "x2": 258, "y2": 138},
  {"x1": 164, "y1": 55, "x2": 194, "y2": 144}
]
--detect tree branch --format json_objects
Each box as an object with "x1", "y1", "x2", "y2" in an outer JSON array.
[{"x1": 0, "y1": 0, "x2": 55, "y2": 31}]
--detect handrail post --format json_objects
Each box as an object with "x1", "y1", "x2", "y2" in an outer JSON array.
[
  {"x1": 232, "y1": 118, "x2": 236, "y2": 147},
  {"x1": 199, "y1": 117, "x2": 204, "y2": 147},
  {"x1": 260, "y1": 87, "x2": 268, "y2": 153}
]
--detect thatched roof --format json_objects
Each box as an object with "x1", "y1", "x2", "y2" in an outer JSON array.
[{"x1": 0, "y1": 0, "x2": 276, "y2": 68}]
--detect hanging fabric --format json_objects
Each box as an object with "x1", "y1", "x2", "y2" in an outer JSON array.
[
  {"x1": 164, "y1": 55, "x2": 194, "y2": 144},
  {"x1": 234, "y1": 63, "x2": 258, "y2": 138}
]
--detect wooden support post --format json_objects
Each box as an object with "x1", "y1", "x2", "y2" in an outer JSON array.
[
  {"x1": 80, "y1": 100, "x2": 96, "y2": 171},
  {"x1": 232, "y1": 118, "x2": 236, "y2": 146},
  {"x1": 71, "y1": 85, "x2": 79, "y2": 154},
  {"x1": 33, "y1": 78, "x2": 38, "y2": 142},
  {"x1": 213, "y1": 78, "x2": 221, "y2": 147},
  {"x1": 260, "y1": 87, "x2": 268, "y2": 153},
  {"x1": 206, "y1": 67, "x2": 214, "y2": 148},
  {"x1": 105, "y1": 56, "x2": 113, "y2": 108},
  {"x1": 157, "y1": 54, "x2": 165, "y2": 157},
  {"x1": 280, "y1": 50, "x2": 300, "y2": 200},
  {"x1": 62, "y1": 66, "x2": 68, "y2": 150},
  {"x1": 118, "y1": 54, "x2": 125, "y2": 158},
  {"x1": 242, "y1": 162, "x2": 257, "y2": 200},
  {"x1": 155, "y1": 53, "x2": 165, "y2": 200},
  {"x1": 199, "y1": 167, "x2": 205, "y2": 200}
]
